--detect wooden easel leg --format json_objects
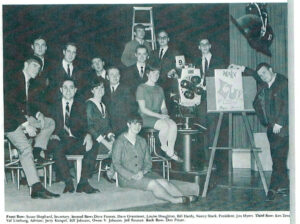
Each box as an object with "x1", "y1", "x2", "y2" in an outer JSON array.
[
  {"x1": 241, "y1": 112, "x2": 268, "y2": 195},
  {"x1": 228, "y1": 113, "x2": 233, "y2": 187},
  {"x1": 202, "y1": 112, "x2": 224, "y2": 198}
]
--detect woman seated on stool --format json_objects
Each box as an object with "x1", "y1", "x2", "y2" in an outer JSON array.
[
  {"x1": 136, "y1": 65, "x2": 182, "y2": 162},
  {"x1": 112, "y1": 114, "x2": 197, "y2": 204},
  {"x1": 86, "y1": 80, "x2": 115, "y2": 182}
]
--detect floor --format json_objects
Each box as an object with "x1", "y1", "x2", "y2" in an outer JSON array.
[
  {"x1": 5, "y1": 167, "x2": 290, "y2": 211},
  {"x1": 119, "y1": 168, "x2": 290, "y2": 211}
]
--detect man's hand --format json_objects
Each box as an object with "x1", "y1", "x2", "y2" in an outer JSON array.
[
  {"x1": 24, "y1": 124, "x2": 37, "y2": 137},
  {"x1": 83, "y1": 134, "x2": 93, "y2": 151},
  {"x1": 273, "y1": 123, "x2": 283, "y2": 134},
  {"x1": 37, "y1": 112, "x2": 45, "y2": 129},
  {"x1": 160, "y1": 114, "x2": 169, "y2": 119},
  {"x1": 132, "y1": 171, "x2": 143, "y2": 180},
  {"x1": 167, "y1": 69, "x2": 179, "y2": 79},
  {"x1": 50, "y1": 134, "x2": 61, "y2": 141},
  {"x1": 27, "y1": 116, "x2": 41, "y2": 129},
  {"x1": 228, "y1": 64, "x2": 245, "y2": 72}
]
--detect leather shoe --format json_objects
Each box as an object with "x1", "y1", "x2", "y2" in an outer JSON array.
[
  {"x1": 76, "y1": 182, "x2": 100, "y2": 194},
  {"x1": 31, "y1": 189, "x2": 52, "y2": 199},
  {"x1": 265, "y1": 190, "x2": 276, "y2": 201},
  {"x1": 63, "y1": 181, "x2": 75, "y2": 193},
  {"x1": 44, "y1": 189, "x2": 60, "y2": 198},
  {"x1": 103, "y1": 172, "x2": 116, "y2": 183}
]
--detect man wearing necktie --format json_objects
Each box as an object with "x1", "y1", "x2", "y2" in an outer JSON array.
[
  {"x1": 193, "y1": 38, "x2": 226, "y2": 172},
  {"x1": 47, "y1": 42, "x2": 84, "y2": 104},
  {"x1": 50, "y1": 79, "x2": 99, "y2": 194},
  {"x1": 124, "y1": 45, "x2": 149, "y2": 97},
  {"x1": 4, "y1": 56, "x2": 59, "y2": 199},
  {"x1": 152, "y1": 30, "x2": 181, "y2": 116}
]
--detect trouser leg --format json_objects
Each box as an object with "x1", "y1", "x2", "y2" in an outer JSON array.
[
  {"x1": 34, "y1": 117, "x2": 55, "y2": 150},
  {"x1": 6, "y1": 126, "x2": 40, "y2": 186}
]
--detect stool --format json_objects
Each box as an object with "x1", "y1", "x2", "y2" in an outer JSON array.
[
  {"x1": 96, "y1": 154, "x2": 119, "y2": 187},
  {"x1": 143, "y1": 128, "x2": 170, "y2": 181},
  {"x1": 66, "y1": 155, "x2": 83, "y2": 184}
]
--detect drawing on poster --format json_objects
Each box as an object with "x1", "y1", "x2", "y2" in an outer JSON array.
[{"x1": 215, "y1": 69, "x2": 244, "y2": 111}]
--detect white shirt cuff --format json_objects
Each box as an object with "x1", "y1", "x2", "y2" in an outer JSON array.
[
  {"x1": 35, "y1": 112, "x2": 41, "y2": 119},
  {"x1": 22, "y1": 121, "x2": 29, "y2": 127},
  {"x1": 107, "y1": 133, "x2": 115, "y2": 139}
]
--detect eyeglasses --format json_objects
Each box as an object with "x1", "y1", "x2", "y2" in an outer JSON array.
[{"x1": 158, "y1": 36, "x2": 168, "y2": 40}]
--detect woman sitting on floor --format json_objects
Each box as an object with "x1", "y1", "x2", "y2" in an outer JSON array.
[
  {"x1": 112, "y1": 113, "x2": 197, "y2": 204},
  {"x1": 136, "y1": 65, "x2": 182, "y2": 162},
  {"x1": 86, "y1": 80, "x2": 115, "y2": 182}
]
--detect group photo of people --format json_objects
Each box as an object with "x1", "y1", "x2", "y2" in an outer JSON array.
[{"x1": 2, "y1": 2, "x2": 291, "y2": 215}]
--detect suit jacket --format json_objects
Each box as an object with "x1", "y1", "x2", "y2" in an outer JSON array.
[
  {"x1": 47, "y1": 61, "x2": 84, "y2": 103},
  {"x1": 252, "y1": 73, "x2": 288, "y2": 137},
  {"x1": 152, "y1": 47, "x2": 180, "y2": 91},
  {"x1": 103, "y1": 83, "x2": 137, "y2": 136},
  {"x1": 51, "y1": 97, "x2": 88, "y2": 140},
  {"x1": 4, "y1": 71, "x2": 46, "y2": 132},
  {"x1": 193, "y1": 53, "x2": 225, "y2": 78},
  {"x1": 123, "y1": 64, "x2": 148, "y2": 97},
  {"x1": 86, "y1": 99, "x2": 112, "y2": 140}
]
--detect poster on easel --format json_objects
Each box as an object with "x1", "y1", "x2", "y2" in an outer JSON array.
[{"x1": 214, "y1": 69, "x2": 244, "y2": 111}]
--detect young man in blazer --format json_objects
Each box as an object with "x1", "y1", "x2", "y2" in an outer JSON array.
[
  {"x1": 4, "y1": 56, "x2": 59, "y2": 199},
  {"x1": 50, "y1": 79, "x2": 99, "y2": 194}
]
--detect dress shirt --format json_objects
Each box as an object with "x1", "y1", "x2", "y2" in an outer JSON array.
[
  {"x1": 136, "y1": 62, "x2": 146, "y2": 78},
  {"x1": 62, "y1": 59, "x2": 73, "y2": 76},
  {"x1": 62, "y1": 98, "x2": 74, "y2": 136},
  {"x1": 202, "y1": 52, "x2": 212, "y2": 73},
  {"x1": 110, "y1": 83, "x2": 120, "y2": 93},
  {"x1": 267, "y1": 73, "x2": 277, "y2": 88},
  {"x1": 159, "y1": 46, "x2": 168, "y2": 59},
  {"x1": 97, "y1": 70, "x2": 107, "y2": 80}
]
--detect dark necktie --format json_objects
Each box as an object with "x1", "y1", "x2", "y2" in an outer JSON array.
[
  {"x1": 65, "y1": 102, "x2": 70, "y2": 128},
  {"x1": 67, "y1": 64, "x2": 71, "y2": 77},
  {"x1": 204, "y1": 58, "x2": 209, "y2": 73},
  {"x1": 140, "y1": 66, "x2": 144, "y2": 78},
  {"x1": 159, "y1": 48, "x2": 164, "y2": 59}
]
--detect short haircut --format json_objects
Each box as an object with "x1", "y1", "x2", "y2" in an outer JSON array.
[
  {"x1": 199, "y1": 38, "x2": 210, "y2": 45},
  {"x1": 63, "y1": 42, "x2": 77, "y2": 51},
  {"x1": 127, "y1": 113, "x2": 143, "y2": 125},
  {"x1": 31, "y1": 35, "x2": 46, "y2": 45},
  {"x1": 256, "y1": 62, "x2": 272, "y2": 72},
  {"x1": 25, "y1": 55, "x2": 43, "y2": 68},
  {"x1": 91, "y1": 57, "x2": 104, "y2": 65},
  {"x1": 135, "y1": 44, "x2": 148, "y2": 54},
  {"x1": 60, "y1": 78, "x2": 76, "y2": 88},
  {"x1": 134, "y1": 24, "x2": 146, "y2": 32},
  {"x1": 157, "y1": 29, "x2": 168, "y2": 37},
  {"x1": 107, "y1": 66, "x2": 120, "y2": 74}
]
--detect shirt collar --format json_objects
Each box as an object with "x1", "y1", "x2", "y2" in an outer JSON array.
[
  {"x1": 97, "y1": 70, "x2": 106, "y2": 79},
  {"x1": 268, "y1": 73, "x2": 277, "y2": 88},
  {"x1": 202, "y1": 52, "x2": 212, "y2": 61},
  {"x1": 110, "y1": 83, "x2": 120, "y2": 89},
  {"x1": 62, "y1": 59, "x2": 72, "y2": 67},
  {"x1": 137, "y1": 62, "x2": 146, "y2": 68},
  {"x1": 62, "y1": 98, "x2": 74, "y2": 107},
  {"x1": 159, "y1": 46, "x2": 168, "y2": 52}
]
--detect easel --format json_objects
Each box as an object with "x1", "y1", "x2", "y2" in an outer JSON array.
[{"x1": 201, "y1": 110, "x2": 269, "y2": 198}]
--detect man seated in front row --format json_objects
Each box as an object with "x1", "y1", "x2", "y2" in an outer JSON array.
[
  {"x1": 4, "y1": 56, "x2": 59, "y2": 199},
  {"x1": 50, "y1": 79, "x2": 99, "y2": 194}
]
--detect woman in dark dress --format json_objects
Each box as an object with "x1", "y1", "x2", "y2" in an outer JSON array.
[
  {"x1": 112, "y1": 114, "x2": 197, "y2": 204},
  {"x1": 136, "y1": 65, "x2": 182, "y2": 162}
]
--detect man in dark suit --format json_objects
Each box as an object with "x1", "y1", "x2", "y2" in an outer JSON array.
[
  {"x1": 194, "y1": 38, "x2": 226, "y2": 171},
  {"x1": 123, "y1": 45, "x2": 149, "y2": 97},
  {"x1": 51, "y1": 79, "x2": 99, "y2": 194},
  {"x1": 4, "y1": 56, "x2": 60, "y2": 199},
  {"x1": 230, "y1": 63, "x2": 289, "y2": 201},
  {"x1": 104, "y1": 67, "x2": 137, "y2": 137},
  {"x1": 47, "y1": 42, "x2": 84, "y2": 103},
  {"x1": 153, "y1": 30, "x2": 180, "y2": 115}
]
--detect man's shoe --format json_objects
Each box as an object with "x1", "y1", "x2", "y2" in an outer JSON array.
[
  {"x1": 265, "y1": 190, "x2": 276, "y2": 201},
  {"x1": 63, "y1": 181, "x2": 75, "y2": 193},
  {"x1": 76, "y1": 182, "x2": 100, "y2": 194},
  {"x1": 34, "y1": 155, "x2": 52, "y2": 165},
  {"x1": 31, "y1": 182, "x2": 52, "y2": 199},
  {"x1": 44, "y1": 189, "x2": 60, "y2": 198},
  {"x1": 103, "y1": 172, "x2": 116, "y2": 183}
]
